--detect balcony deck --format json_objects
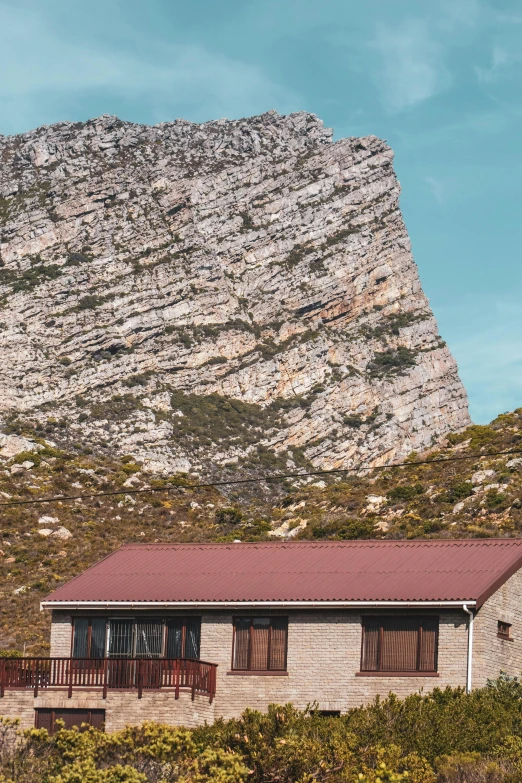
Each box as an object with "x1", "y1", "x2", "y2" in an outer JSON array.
[{"x1": 0, "y1": 658, "x2": 217, "y2": 702}]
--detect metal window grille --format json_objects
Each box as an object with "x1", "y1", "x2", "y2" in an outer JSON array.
[
  {"x1": 73, "y1": 617, "x2": 201, "y2": 660},
  {"x1": 108, "y1": 620, "x2": 134, "y2": 658},
  {"x1": 361, "y1": 616, "x2": 438, "y2": 672},
  {"x1": 135, "y1": 620, "x2": 164, "y2": 658},
  {"x1": 184, "y1": 618, "x2": 201, "y2": 659}
]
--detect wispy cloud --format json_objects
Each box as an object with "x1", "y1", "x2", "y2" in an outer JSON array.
[
  {"x1": 424, "y1": 176, "x2": 446, "y2": 206},
  {"x1": 369, "y1": 19, "x2": 450, "y2": 112},
  {"x1": 367, "y1": 0, "x2": 485, "y2": 114},
  {"x1": 0, "y1": 3, "x2": 300, "y2": 134}
]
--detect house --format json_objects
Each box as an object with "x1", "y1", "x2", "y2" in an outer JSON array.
[{"x1": 2, "y1": 538, "x2": 522, "y2": 733}]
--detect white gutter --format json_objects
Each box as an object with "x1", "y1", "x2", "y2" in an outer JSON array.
[
  {"x1": 41, "y1": 599, "x2": 477, "y2": 611},
  {"x1": 462, "y1": 604, "x2": 474, "y2": 694}
]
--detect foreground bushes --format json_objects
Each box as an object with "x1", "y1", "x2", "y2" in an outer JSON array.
[{"x1": 3, "y1": 677, "x2": 522, "y2": 782}]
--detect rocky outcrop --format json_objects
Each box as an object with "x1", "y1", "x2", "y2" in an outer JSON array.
[{"x1": 0, "y1": 111, "x2": 470, "y2": 475}]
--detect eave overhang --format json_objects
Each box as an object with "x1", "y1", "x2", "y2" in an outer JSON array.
[{"x1": 41, "y1": 599, "x2": 478, "y2": 611}]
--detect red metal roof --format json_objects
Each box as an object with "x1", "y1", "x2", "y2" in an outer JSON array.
[{"x1": 42, "y1": 539, "x2": 522, "y2": 608}]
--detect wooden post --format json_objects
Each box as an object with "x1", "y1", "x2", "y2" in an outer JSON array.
[
  {"x1": 103, "y1": 658, "x2": 108, "y2": 700},
  {"x1": 175, "y1": 659, "x2": 180, "y2": 700},
  {"x1": 137, "y1": 658, "x2": 143, "y2": 699},
  {"x1": 209, "y1": 665, "x2": 214, "y2": 704},
  {"x1": 34, "y1": 659, "x2": 39, "y2": 698}
]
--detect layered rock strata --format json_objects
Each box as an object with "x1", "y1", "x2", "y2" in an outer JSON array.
[{"x1": 0, "y1": 111, "x2": 470, "y2": 475}]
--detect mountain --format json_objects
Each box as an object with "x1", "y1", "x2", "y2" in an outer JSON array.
[{"x1": 0, "y1": 111, "x2": 469, "y2": 477}]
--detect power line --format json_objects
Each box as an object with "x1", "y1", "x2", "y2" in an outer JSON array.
[{"x1": 0, "y1": 446, "x2": 521, "y2": 508}]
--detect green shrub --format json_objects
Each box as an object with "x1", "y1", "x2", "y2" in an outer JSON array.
[
  {"x1": 447, "y1": 426, "x2": 497, "y2": 449},
  {"x1": 3, "y1": 682, "x2": 522, "y2": 782},
  {"x1": 369, "y1": 348, "x2": 417, "y2": 376},
  {"x1": 215, "y1": 507, "x2": 242, "y2": 525},
  {"x1": 312, "y1": 518, "x2": 377, "y2": 539},
  {"x1": 388, "y1": 484, "x2": 424, "y2": 502},
  {"x1": 11, "y1": 451, "x2": 41, "y2": 467},
  {"x1": 444, "y1": 483, "x2": 474, "y2": 504},
  {"x1": 74, "y1": 295, "x2": 104, "y2": 311}
]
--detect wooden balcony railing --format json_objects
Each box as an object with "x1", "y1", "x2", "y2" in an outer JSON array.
[{"x1": 0, "y1": 658, "x2": 217, "y2": 702}]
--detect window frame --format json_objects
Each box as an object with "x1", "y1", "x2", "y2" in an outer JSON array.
[
  {"x1": 359, "y1": 614, "x2": 439, "y2": 675},
  {"x1": 498, "y1": 620, "x2": 513, "y2": 641},
  {"x1": 231, "y1": 616, "x2": 288, "y2": 673},
  {"x1": 71, "y1": 617, "x2": 108, "y2": 658},
  {"x1": 70, "y1": 616, "x2": 201, "y2": 659}
]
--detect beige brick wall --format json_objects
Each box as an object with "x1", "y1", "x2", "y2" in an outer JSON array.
[
  {"x1": 473, "y1": 569, "x2": 522, "y2": 687},
  {"x1": 0, "y1": 689, "x2": 214, "y2": 731},
  {"x1": 201, "y1": 610, "x2": 468, "y2": 720},
  {"x1": 5, "y1": 598, "x2": 515, "y2": 731},
  {"x1": 50, "y1": 612, "x2": 72, "y2": 656}
]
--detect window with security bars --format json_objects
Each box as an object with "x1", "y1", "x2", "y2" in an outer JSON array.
[
  {"x1": 72, "y1": 617, "x2": 200, "y2": 659},
  {"x1": 232, "y1": 617, "x2": 288, "y2": 671},
  {"x1": 361, "y1": 616, "x2": 439, "y2": 673}
]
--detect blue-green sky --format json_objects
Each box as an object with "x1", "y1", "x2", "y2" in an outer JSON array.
[{"x1": 1, "y1": 0, "x2": 521, "y2": 423}]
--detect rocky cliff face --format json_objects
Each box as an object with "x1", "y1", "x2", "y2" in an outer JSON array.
[{"x1": 0, "y1": 111, "x2": 470, "y2": 476}]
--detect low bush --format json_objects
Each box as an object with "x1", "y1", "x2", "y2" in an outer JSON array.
[{"x1": 3, "y1": 679, "x2": 522, "y2": 781}]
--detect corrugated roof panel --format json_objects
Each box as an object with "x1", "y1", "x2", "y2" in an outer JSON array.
[{"x1": 43, "y1": 539, "x2": 522, "y2": 607}]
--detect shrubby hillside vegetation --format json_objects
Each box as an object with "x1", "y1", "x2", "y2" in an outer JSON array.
[
  {"x1": 1, "y1": 410, "x2": 522, "y2": 654},
  {"x1": 2, "y1": 678, "x2": 522, "y2": 781}
]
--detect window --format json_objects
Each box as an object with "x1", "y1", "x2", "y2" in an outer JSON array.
[
  {"x1": 232, "y1": 617, "x2": 288, "y2": 671},
  {"x1": 361, "y1": 616, "x2": 438, "y2": 673},
  {"x1": 35, "y1": 709, "x2": 105, "y2": 735},
  {"x1": 498, "y1": 620, "x2": 512, "y2": 640},
  {"x1": 72, "y1": 617, "x2": 200, "y2": 659},
  {"x1": 72, "y1": 618, "x2": 107, "y2": 658},
  {"x1": 166, "y1": 618, "x2": 201, "y2": 659}
]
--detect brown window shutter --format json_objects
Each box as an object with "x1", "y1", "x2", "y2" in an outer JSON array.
[
  {"x1": 380, "y1": 616, "x2": 418, "y2": 671},
  {"x1": 269, "y1": 618, "x2": 288, "y2": 670},
  {"x1": 361, "y1": 616, "x2": 439, "y2": 672},
  {"x1": 361, "y1": 619, "x2": 380, "y2": 671},
  {"x1": 233, "y1": 618, "x2": 250, "y2": 669},
  {"x1": 418, "y1": 617, "x2": 438, "y2": 671},
  {"x1": 35, "y1": 709, "x2": 53, "y2": 732},
  {"x1": 250, "y1": 618, "x2": 270, "y2": 670}
]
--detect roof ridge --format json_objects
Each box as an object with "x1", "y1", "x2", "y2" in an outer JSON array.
[{"x1": 119, "y1": 538, "x2": 522, "y2": 548}]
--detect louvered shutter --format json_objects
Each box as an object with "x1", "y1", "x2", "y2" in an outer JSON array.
[
  {"x1": 250, "y1": 618, "x2": 270, "y2": 670},
  {"x1": 233, "y1": 618, "x2": 251, "y2": 669},
  {"x1": 269, "y1": 618, "x2": 288, "y2": 670}
]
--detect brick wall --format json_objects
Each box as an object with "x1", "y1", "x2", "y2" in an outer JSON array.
[
  {"x1": 4, "y1": 597, "x2": 516, "y2": 731},
  {"x1": 473, "y1": 569, "x2": 522, "y2": 687},
  {"x1": 201, "y1": 610, "x2": 468, "y2": 719},
  {"x1": 0, "y1": 689, "x2": 214, "y2": 731}
]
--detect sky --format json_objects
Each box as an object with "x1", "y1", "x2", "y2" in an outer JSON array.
[{"x1": 0, "y1": 0, "x2": 521, "y2": 424}]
